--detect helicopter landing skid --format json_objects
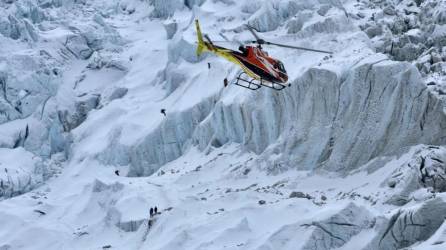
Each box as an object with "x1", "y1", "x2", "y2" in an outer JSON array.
[
  {"x1": 232, "y1": 72, "x2": 289, "y2": 91},
  {"x1": 232, "y1": 72, "x2": 262, "y2": 90},
  {"x1": 260, "y1": 81, "x2": 289, "y2": 91}
]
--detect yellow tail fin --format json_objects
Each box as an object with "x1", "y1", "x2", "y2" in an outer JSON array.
[{"x1": 195, "y1": 20, "x2": 206, "y2": 56}]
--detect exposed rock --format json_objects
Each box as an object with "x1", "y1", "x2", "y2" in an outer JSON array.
[{"x1": 289, "y1": 191, "x2": 311, "y2": 199}]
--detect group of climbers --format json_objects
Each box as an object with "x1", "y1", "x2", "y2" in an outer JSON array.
[
  {"x1": 149, "y1": 206, "x2": 158, "y2": 217},
  {"x1": 148, "y1": 206, "x2": 159, "y2": 229}
]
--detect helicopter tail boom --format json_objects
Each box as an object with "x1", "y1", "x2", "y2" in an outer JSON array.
[{"x1": 194, "y1": 20, "x2": 262, "y2": 81}]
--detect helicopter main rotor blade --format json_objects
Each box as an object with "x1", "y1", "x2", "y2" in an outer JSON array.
[
  {"x1": 219, "y1": 32, "x2": 231, "y2": 42},
  {"x1": 244, "y1": 24, "x2": 332, "y2": 54},
  {"x1": 266, "y1": 41, "x2": 333, "y2": 54},
  {"x1": 219, "y1": 33, "x2": 244, "y2": 46},
  {"x1": 209, "y1": 40, "x2": 238, "y2": 43},
  {"x1": 204, "y1": 34, "x2": 215, "y2": 46},
  {"x1": 245, "y1": 24, "x2": 265, "y2": 44}
]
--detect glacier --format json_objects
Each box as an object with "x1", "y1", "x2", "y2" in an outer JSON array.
[{"x1": 0, "y1": 0, "x2": 446, "y2": 249}]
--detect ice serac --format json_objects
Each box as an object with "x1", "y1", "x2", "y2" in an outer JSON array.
[
  {"x1": 0, "y1": 148, "x2": 44, "y2": 199},
  {"x1": 149, "y1": 0, "x2": 204, "y2": 19},
  {"x1": 383, "y1": 146, "x2": 446, "y2": 206},
  {"x1": 258, "y1": 203, "x2": 374, "y2": 250},
  {"x1": 121, "y1": 57, "x2": 446, "y2": 175},
  {"x1": 365, "y1": 198, "x2": 446, "y2": 250},
  {"x1": 195, "y1": 58, "x2": 446, "y2": 172},
  {"x1": 317, "y1": 60, "x2": 446, "y2": 172},
  {"x1": 301, "y1": 203, "x2": 375, "y2": 250},
  {"x1": 0, "y1": 0, "x2": 125, "y2": 198},
  {"x1": 99, "y1": 94, "x2": 219, "y2": 177}
]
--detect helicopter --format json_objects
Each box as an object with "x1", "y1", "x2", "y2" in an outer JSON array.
[{"x1": 195, "y1": 20, "x2": 333, "y2": 90}]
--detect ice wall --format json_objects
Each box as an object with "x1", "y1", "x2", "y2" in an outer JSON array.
[
  {"x1": 104, "y1": 57, "x2": 446, "y2": 176},
  {"x1": 200, "y1": 60, "x2": 446, "y2": 173}
]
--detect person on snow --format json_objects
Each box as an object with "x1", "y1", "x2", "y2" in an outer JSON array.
[
  {"x1": 154, "y1": 206, "x2": 158, "y2": 215},
  {"x1": 160, "y1": 109, "x2": 166, "y2": 116},
  {"x1": 150, "y1": 207, "x2": 154, "y2": 217}
]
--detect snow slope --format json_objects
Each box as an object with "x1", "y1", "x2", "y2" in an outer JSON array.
[{"x1": 1, "y1": 0, "x2": 446, "y2": 249}]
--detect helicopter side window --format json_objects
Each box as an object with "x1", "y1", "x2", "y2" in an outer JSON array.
[{"x1": 239, "y1": 46, "x2": 248, "y2": 56}]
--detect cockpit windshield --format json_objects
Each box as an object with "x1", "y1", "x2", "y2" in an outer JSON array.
[{"x1": 277, "y1": 61, "x2": 286, "y2": 73}]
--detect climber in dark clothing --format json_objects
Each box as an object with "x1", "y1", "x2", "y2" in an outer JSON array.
[
  {"x1": 223, "y1": 78, "x2": 228, "y2": 87},
  {"x1": 154, "y1": 206, "x2": 158, "y2": 215},
  {"x1": 160, "y1": 109, "x2": 166, "y2": 116},
  {"x1": 114, "y1": 170, "x2": 120, "y2": 176},
  {"x1": 150, "y1": 207, "x2": 154, "y2": 217}
]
